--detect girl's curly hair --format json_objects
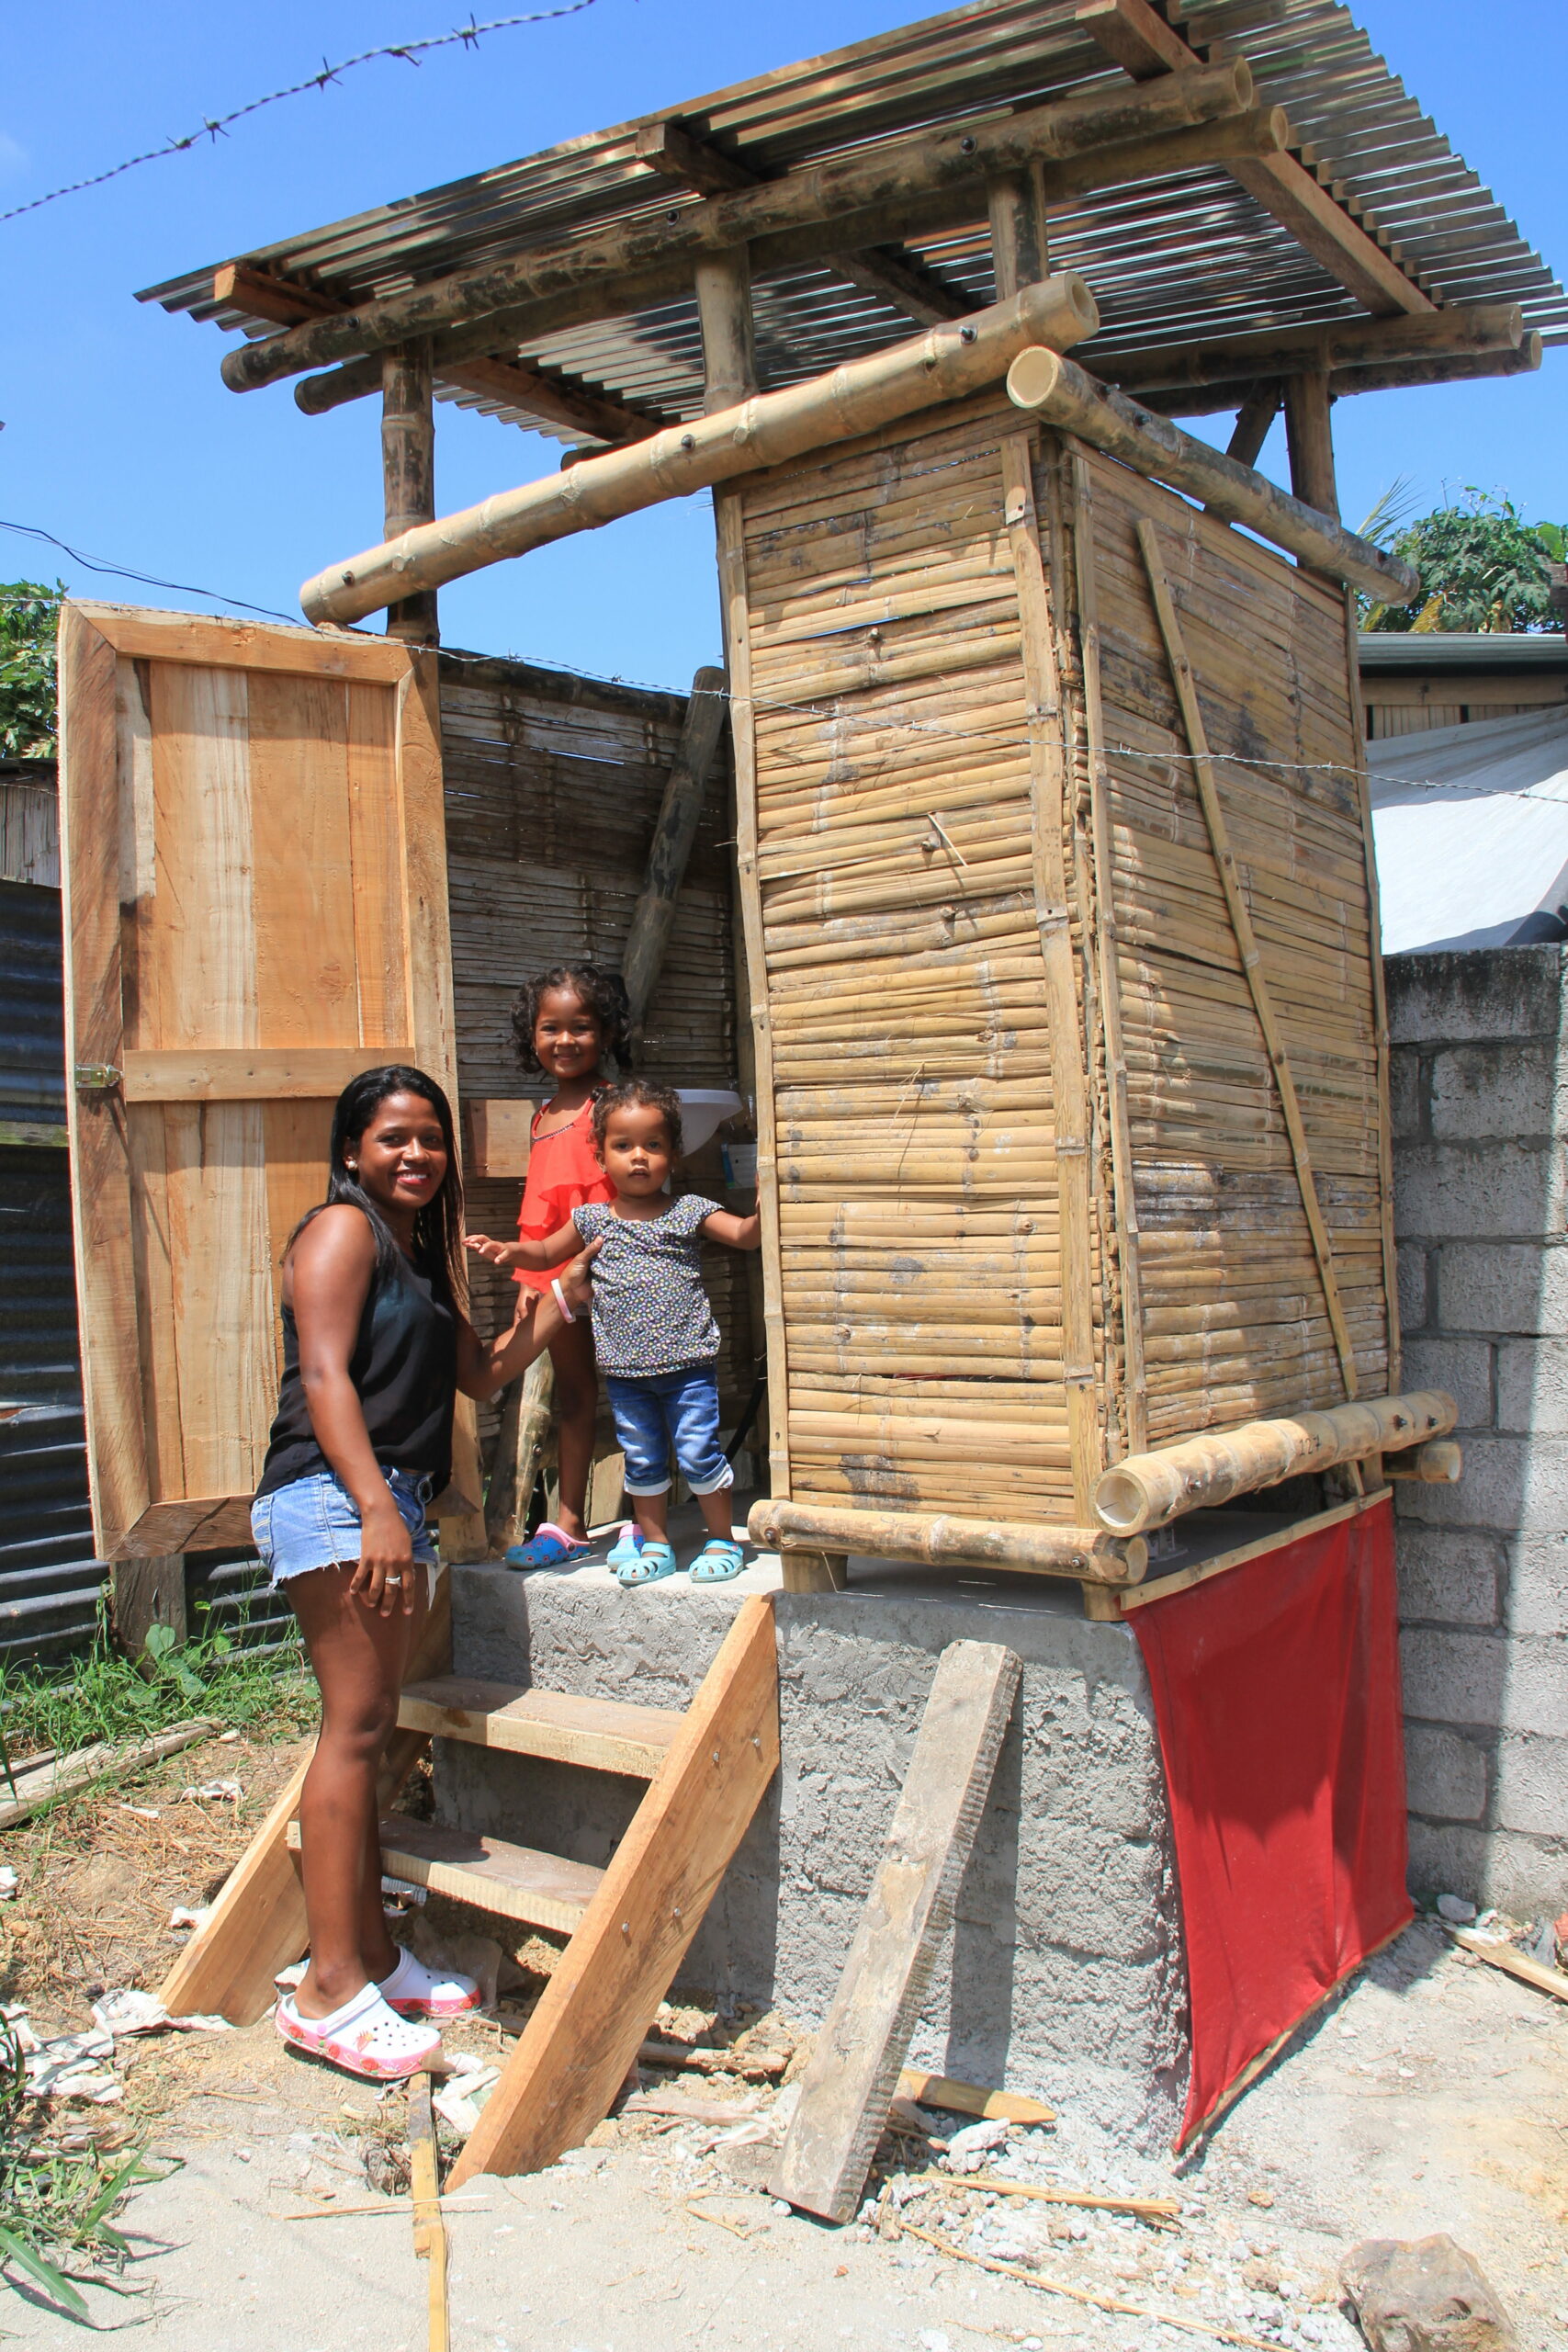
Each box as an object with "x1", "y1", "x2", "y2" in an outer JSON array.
[
  {"x1": 592, "y1": 1079, "x2": 683, "y2": 1159},
  {"x1": 509, "y1": 962, "x2": 628, "y2": 1074}
]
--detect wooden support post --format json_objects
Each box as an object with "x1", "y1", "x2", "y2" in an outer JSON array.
[
  {"x1": 987, "y1": 166, "x2": 1049, "y2": 299},
  {"x1": 111, "y1": 1555, "x2": 186, "y2": 1656},
  {"x1": 1137, "y1": 517, "x2": 1360, "y2": 1401},
  {"x1": 382, "y1": 338, "x2": 438, "y2": 645},
  {"x1": 621, "y1": 666, "x2": 730, "y2": 1046},
  {"x1": 408, "y1": 2073, "x2": 451, "y2": 2352},
  {"x1": 1224, "y1": 386, "x2": 1280, "y2": 469},
  {"x1": 780, "y1": 1549, "x2": 847, "y2": 1594},
  {"x1": 694, "y1": 249, "x2": 759, "y2": 413},
  {"x1": 1283, "y1": 367, "x2": 1338, "y2": 518},
  {"x1": 1342, "y1": 587, "x2": 1402, "y2": 1391},
  {"x1": 1001, "y1": 435, "x2": 1100, "y2": 1520},
  {"x1": 450, "y1": 1595, "x2": 779, "y2": 2183},
  {"x1": 771, "y1": 1640, "x2": 1023, "y2": 2222}
]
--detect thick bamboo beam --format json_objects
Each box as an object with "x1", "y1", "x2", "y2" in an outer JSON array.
[
  {"x1": 1143, "y1": 338, "x2": 1543, "y2": 422},
  {"x1": 382, "y1": 341, "x2": 438, "y2": 646},
  {"x1": 1282, "y1": 368, "x2": 1338, "y2": 519},
  {"x1": 1004, "y1": 349, "x2": 1420, "y2": 605},
  {"x1": 751, "y1": 1498, "x2": 1148, "y2": 1586},
  {"x1": 1093, "y1": 1392, "x2": 1459, "y2": 1537},
  {"x1": 621, "y1": 665, "x2": 729, "y2": 1045},
  {"x1": 223, "y1": 65, "x2": 1251, "y2": 392},
  {"x1": 1383, "y1": 1441, "x2": 1461, "y2": 1485},
  {"x1": 639, "y1": 116, "x2": 976, "y2": 329},
  {"x1": 988, "y1": 167, "x2": 1049, "y2": 300},
  {"x1": 301, "y1": 273, "x2": 1100, "y2": 624},
  {"x1": 1075, "y1": 0, "x2": 1434, "y2": 316},
  {"x1": 272, "y1": 109, "x2": 1286, "y2": 422},
  {"x1": 1099, "y1": 306, "x2": 1524, "y2": 400},
  {"x1": 1224, "y1": 387, "x2": 1280, "y2": 468}
]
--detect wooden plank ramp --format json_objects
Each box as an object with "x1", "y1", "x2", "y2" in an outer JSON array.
[{"x1": 771, "y1": 1638, "x2": 1022, "y2": 2223}]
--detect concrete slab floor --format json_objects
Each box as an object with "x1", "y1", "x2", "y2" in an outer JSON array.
[{"x1": 5, "y1": 1922, "x2": 1562, "y2": 2350}]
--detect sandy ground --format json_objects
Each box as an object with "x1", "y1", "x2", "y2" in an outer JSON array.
[{"x1": 1, "y1": 1914, "x2": 1563, "y2": 2350}]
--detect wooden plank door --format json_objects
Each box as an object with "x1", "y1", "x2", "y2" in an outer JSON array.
[{"x1": 58, "y1": 604, "x2": 477, "y2": 1561}]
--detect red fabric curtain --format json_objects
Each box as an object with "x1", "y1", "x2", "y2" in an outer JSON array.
[{"x1": 1131, "y1": 1497, "x2": 1411, "y2": 2146}]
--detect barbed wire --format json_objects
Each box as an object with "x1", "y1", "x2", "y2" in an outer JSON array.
[
  {"x1": 0, "y1": 4, "x2": 604, "y2": 225},
  {"x1": 3, "y1": 518, "x2": 1562, "y2": 803}
]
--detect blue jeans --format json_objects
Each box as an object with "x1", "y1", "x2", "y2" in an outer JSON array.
[
  {"x1": 250, "y1": 1467, "x2": 439, "y2": 1589},
  {"x1": 605, "y1": 1368, "x2": 733, "y2": 1498}
]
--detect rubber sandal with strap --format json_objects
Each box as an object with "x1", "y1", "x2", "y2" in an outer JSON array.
[
  {"x1": 276, "y1": 1984, "x2": 442, "y2": 2080},
  {"x1": 615, "y1": 1540, "x2": 678, "y2": 1588},
  {"x1": 690, "y1": 1538, "x2": 746, "y2": 1584},
  {"x1": 504, "y1": 1521, "x2": 591, "y2": 1570}
]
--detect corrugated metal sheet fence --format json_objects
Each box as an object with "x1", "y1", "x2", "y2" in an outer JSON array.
[{"x1": 0, "y1": 875, "x2": 289, "y2": 1662}]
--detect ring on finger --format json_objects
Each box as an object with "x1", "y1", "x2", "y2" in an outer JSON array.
[{"x1": 385, "y1": 1575, "x2": 403, "y2": 1587}]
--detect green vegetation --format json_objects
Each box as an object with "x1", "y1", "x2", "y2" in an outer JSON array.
[
  {"x1": 0, "y1": 582, "x2": 63, "y2": 758},
  {"x1": 0, "y1": 1598, "x2": 312, "y2": 1781},
  {"x1": 0, "y1": 2018, "x2": 175, "y2": 2320},
  {"x1": 1364, "y1": 490, "x2": 1567, "y2": 633}
]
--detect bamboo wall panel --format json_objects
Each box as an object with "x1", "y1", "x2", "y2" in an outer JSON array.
[
  {"x1": 735, "y1": 394, "x2": 1106, "y2": 1521},
  {"x1": 1077, "y1": 450, "x2": 1391, "y2": 1442}
]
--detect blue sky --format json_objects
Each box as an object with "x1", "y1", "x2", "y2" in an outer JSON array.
[{"x1": 3, "y1": 0, "x2": 1563, "y2": 690}]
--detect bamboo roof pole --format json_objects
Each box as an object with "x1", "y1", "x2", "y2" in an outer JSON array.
[
  {"x1": 300, "y1": 274, "x2": 1100, "y2": 625},
  {"x1": 1103, "y1": 305, "x2": 1525, "y2": 400},
  {"x1": 1004, "y1": 350, "x2": 1420, "y2": 606},
  {"x1": 988, "y1": 164, "x2": 1049, "y2": 299},
  {"x1": 1093, "y1": 1391, "x2": 1458, "y2": 1536},
  {"x1": 382, "y1": 340, "x2": 438, "y2": 645},
  {"x1": 1282, "y1": 368, "x2": 1339, "y2": 520},
  {"x1": 225, "y1": 63, "x2": 1250, "y2": 394},
  {"x1": 620, "y1": 667, "x2": 730, "y2": 1051}
]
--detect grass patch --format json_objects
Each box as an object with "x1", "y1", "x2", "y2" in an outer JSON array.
[
  {"x1": 0, "y1": 1599, "x2": 314, "y2": 1770},
  {"x1": 0, "y1": 2021, "x2": 175, "y2": 2319}
]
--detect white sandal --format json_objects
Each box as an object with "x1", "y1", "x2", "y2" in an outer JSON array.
[
  {"x1": 275, "y1": 1983, "x2": 443, "y2": 2080},
  {"x1": 378, "y1": 1944, "x2": 482, "y2": 2020}
]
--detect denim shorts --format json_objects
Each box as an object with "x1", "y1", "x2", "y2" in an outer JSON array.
[
  {"x1": 604, "y1": 1366, "x2": 734, "y2": 1498},
  {"x1": 250, "y1": 1467, "x2": 439, "y2": 1591}
]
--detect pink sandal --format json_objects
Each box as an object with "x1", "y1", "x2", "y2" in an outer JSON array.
[
  {"x1": 276, "y1": 1984, "x2": 443, "y2": 2079},
  {"x1": 378, "y1": 1945, "x2": 483, "y2": 2021}
]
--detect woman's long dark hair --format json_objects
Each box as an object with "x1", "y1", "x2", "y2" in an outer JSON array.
[{"x1": 292, "y1": 1065, "x2": 466, "y2": 1300}]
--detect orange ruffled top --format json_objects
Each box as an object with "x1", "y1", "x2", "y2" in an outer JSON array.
[{"x1": 513, "y1": 1096, "x2": 615, "y2": 1294}]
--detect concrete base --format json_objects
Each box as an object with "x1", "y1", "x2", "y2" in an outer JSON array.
[{"x1": 443, "y1": 1536, "x2": 1190, "y2": 2147}]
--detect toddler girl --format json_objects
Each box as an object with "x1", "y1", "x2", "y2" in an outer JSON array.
[
  {"x1": 497, "y1": 963, "x2": 624, "y2": 1567},
  {"x1": 468, "y1": 1080, "x2": 760, "y2": 1586}
]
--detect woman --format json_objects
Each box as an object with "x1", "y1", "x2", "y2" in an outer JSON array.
[{"x1": 250, "y1": 1064, "x2": 596, "y2": 2081}]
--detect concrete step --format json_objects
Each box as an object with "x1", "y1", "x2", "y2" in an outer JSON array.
[
  {"x1": 285, "y1": 1815, "x2": 604, "y2": 1933},
  {"x1": 397, "y1": 1676, "x2": 681, "y2": 1778}
]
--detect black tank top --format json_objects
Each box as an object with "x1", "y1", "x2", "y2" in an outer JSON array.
[{"x1": 254, "y1": 1220, "x2": 458, "y2": 1501}]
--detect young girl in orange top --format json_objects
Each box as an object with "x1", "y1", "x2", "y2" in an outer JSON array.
[{"x1": 500, "y1": 964, "x2": 624, "y2": 1567}]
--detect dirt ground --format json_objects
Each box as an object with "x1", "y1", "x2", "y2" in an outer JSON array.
[{"x1": 0, "y1": 1849, "x2": 1563, "y2": 2351}]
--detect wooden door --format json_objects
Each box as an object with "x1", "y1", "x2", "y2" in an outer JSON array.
[{"x1": 58, "y1": 604, "x2": 478, "y2": 1560}]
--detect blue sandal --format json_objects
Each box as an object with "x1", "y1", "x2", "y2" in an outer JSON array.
[
  {"x1": 504, "y1": 1522, "x2": 591, "y2": 1571},
  {"x1": 615, "y1": 1538, "x2": 678, "y2": 1588},
  {"x1": 690, "y1": 1538, "x2": 746, "y2": 1584}
]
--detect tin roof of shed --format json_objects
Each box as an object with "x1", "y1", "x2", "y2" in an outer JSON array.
[{"x1": 139, "y1": 0, "x2": 1568, "y2": 444}]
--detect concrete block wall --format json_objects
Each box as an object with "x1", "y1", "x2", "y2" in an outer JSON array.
[{"x1": 1387, "y1": 944, "x2": 1568, "y2": 1915}]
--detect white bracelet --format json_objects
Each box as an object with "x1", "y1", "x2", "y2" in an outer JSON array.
[{"x1": 550, "y1": 1276, "x2": 577, "y2": 1324}]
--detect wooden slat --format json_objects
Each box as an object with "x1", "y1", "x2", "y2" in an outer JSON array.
[
  {"x1": 368, "y1": 1818, "x2": 604, "y2": 1932},
  {"x1": 159, "y1": 1584, "x2": 452, "y2": 2023},
  {"x1": 1002, "y1": 435, "x2": 1100, "y2": 1516},
  {"x1": 464, "y1": 1097, "x2": 535, "y2": 1179},
  {"x1": 1342, "y1": 591, "x2": 1402, "y2": 1392},
  {"x1": 771, "y1": 1639, "x2": 1022, "y2": 2222},
  {"x1": 345, "y1": 680, "x2": 409, "y2": 1050},
  {"x1": 58, "y1": 609, "x2": 151, "y2": 1555},
  {"x1": 122, "y1": 1046, "x2": 415, "y2": 1102},
  {"x1": 719, "y1": 490, "x2": 792, "y2": 1498},
  {"x1": 1135, "y1": 519, "x2": 1359, "y2": 1402},
  {"x1": 1069, "y1": 446, "x2": 1146, "y2": 1455},
  {"x1": 397, "y1": 1678, "x2": 680, "y2": 1777},
  {"x1": 450, "y1": 1593, "x2": 779, "y2": 2184},
  {"x1": 79, "y1": 603, "x2": 413, "y2": 681}
]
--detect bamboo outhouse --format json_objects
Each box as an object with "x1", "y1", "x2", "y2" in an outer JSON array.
[{"x1": 118, "y1": 0, "x2": 1568, "y2": 1606}]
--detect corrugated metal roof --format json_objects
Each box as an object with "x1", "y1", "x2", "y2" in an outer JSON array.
[
  {"x1": 1359, "y1": 631, "x2": 1568, "y2": 674},
  {"x1": 138, "y1": 0, "x2": 1568, "y2": 446},
  {"x1": 1371, "y1": 705, "x2": 1568, "y2": 953}
]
